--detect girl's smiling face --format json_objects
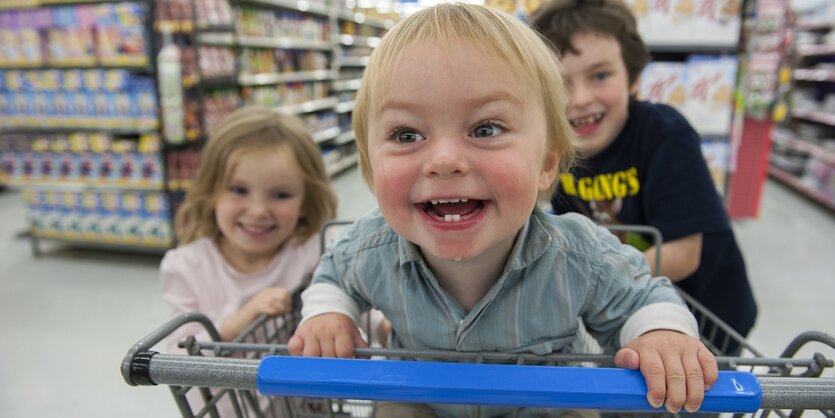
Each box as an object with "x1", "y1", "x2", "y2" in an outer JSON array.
[
  {"x1": 366, "y1": 40, "x2": 558, "y2": 264},
  {"x1": 215, "y1": 147, "x2": 306, "y2": 272}
]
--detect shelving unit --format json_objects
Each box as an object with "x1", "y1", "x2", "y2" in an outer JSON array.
[
  {"x1": 768, "y1": 10, "x2": 835, "y2": 213},
  {"x1": 0, "y1": 0, "x2": 174, "y2": 255},
  {"x1": 0, "y1": 0, "x2": 399, "y2": 254},
  {"x1": 627, "y1": 1, "x2": 744, "y2": 198}
]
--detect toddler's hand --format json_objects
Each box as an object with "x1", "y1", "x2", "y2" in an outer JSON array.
[
  {"x1": 245, "y1": 287, "x2": 291, "y2": 317},
  {"x1": 288, "y1": 313, "x2": 367, "y2": 358},
  {"x1": 615, "y1": 330, "x2": 717, "y2": 413}
]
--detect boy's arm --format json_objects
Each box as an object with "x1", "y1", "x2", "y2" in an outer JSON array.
[{"x1": 643, "y1": 233, "x2": 702, "y2": 280}]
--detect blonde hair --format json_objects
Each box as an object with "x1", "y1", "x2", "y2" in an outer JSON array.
[
  {"x1": 174, "y1": 106, "x2": 337, "y2": 244},
  {"x1": 352, "y1": 3, "x2": 576, "y2": 200}
]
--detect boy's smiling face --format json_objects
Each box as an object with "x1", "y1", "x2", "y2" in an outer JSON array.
[
  {"x1": 366, "y1": 40, "x2": 558, "y2": 264},
  {"x1": 561, "y1": 32, "x2": 637, "y2": 157}
]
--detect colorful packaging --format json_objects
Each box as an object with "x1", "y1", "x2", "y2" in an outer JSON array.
[
  {"x1": 639, "y1": 62, "x2": 687, "y2": 111},
  {"x1": 683, "y1": 55, "x2": 738, "y2": 136}
]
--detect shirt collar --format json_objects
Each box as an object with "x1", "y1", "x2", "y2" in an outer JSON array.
[{"x1": 395, "y1": 205, "x2": 554, "y2": 271}]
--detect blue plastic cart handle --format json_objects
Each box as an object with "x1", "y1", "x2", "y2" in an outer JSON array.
[{"x1": 258, "y1": 357, "x2": 762, "y2": 413}]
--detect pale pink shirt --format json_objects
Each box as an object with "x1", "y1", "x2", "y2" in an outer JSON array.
[{"x1": 160, "y1": 235, "x2": 321, "y2": 352}]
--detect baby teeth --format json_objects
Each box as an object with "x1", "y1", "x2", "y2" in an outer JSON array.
[
  {"x1": 444, "y1": 214, "x2": 462, "y2": 222},
  {"x1": 431, "y1": 198, "x2": 469, "y2": 205}
]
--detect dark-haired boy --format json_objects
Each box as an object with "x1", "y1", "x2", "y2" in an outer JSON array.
[{"x1": 531, "y1": 0, "x2": 757, "y2": 353}]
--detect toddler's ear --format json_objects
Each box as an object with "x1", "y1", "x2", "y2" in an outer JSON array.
[{"x1": 538, "y1": 149, "x2": 560, "y2": 191}]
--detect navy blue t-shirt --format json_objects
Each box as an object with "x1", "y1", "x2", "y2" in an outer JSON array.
[{"x1": 551, "y1": 101, "x2": 757, "y2": 344}]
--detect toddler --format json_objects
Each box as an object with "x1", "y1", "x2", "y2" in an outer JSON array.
[{"x1": 289, "y1": 4, "x2": 717, "y2": 417}]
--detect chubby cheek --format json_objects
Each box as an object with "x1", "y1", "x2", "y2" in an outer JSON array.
[{"x1": 371, "y1": 157, "x2": 414, "y2": 223}]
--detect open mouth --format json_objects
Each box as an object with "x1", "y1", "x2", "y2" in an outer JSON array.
[
  {"x1": 569, "y1": 112, "x2": 604, "y2": 128},
  {"x1": 422, "y1": 198, "x2": 485, "y2": 222},
  {"x1": 239, "y1": 224, "x2": 276, "y2": 234}
]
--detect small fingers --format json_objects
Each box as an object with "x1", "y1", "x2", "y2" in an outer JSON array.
[
  {"x1": 662, "y1": 351, "x2": 687, "y2": 413},
  {"x1": 683, "y1": 348, "x2": 706, "y2": 413},
  {"x1": 287, "y1": 335, "x2": 304, "y2": 356},
  {"x1": 699, "y1": 346, "x2": 719, "y2": 389},
  {"x1": 614, "y1": 347, "x2": 639, "y2": 370},
  {"x1": 334, "y1": 330, "x2": 358, "y2": 359},
  {"x1": 638, "y1": 349, "x2": 666, "y2": 409}
]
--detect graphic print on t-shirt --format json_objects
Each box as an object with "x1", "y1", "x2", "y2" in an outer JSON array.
[{"x1": 557, "y1": 167, "x2": 651, "y2": 251}]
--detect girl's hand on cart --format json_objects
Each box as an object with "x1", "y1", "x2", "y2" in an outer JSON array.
[
  {"x1": 219, "y1": 287, "x2": 292, "y2": 341},
  {"x1": 245, "y1": 287, "x2": 292, "y2": 317},
  {"x1": 615, "y1": 329, "x2": 718, "y2": 414},
  {"x1": 289, "y1": 313, "x2": 369, "y2": 358}
]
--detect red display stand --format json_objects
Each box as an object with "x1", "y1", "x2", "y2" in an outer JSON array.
[{"x1": 726, "y1": 117, "x2": 773, "y2": 219}]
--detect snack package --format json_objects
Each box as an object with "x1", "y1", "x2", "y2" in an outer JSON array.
[
  {"x1": 639, "y1": 62, "x2": 687, "y2": 111},
  {"x1": 683, "y1": 55, "x2": 738, "y2": 136}
]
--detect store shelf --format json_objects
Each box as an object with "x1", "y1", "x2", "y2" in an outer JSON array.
[
  {"x1": 338, "y1": 34, "x2": 381, "y2": 48},
  {"x1": 332, "y1": 78, "x2": 361, "y2": 92},
  {"x1": 768, "y1": 165, "x2": 835, "y2": 212},
  {"x1": 326, "y1": 152, "x2": 360, "y2": 177},
  {"x1": 334, "y1": 101, "x2": 355, "y2": 114},
  {"x1": 0, "y1": 0, "x2": 148, "y2": 10},
  {"x1": 794, "y1": 68, "x2": 835, "y2": 82},
  {"x1": 275, "y1": 97, "x2": 338, "y2": 115},
  {"x1": 795, "y1": 20, "x2": 834, "y2": 32},
  {"x1": 0, "y1": 63, "x2": 153, "y2": 72},
  {"x1": 311, "y1": 126, "x2": 341, "y2": 144},
  {"x1": 772, "y1": 131, "x2": 835, "y2": 167},
  {"x1": 647, "y1": 43, "x2": 738, "y2": 54},
  {"x1": 334, "y1": 130, "x2": 355, "y2": 145},
  {"x1": 238, "y1": 0, "x2": 331, "y2": 17},
  {"x1": 336, "y1": 10, "x2": 394, "y2": 30},
  {"x1": 238, "y1": 69, "x2": 336, "y2": 86},
  {"x1": 793, "y1": 109, "x2": 835, "y2": 127},
  {"x1": 195, "y1": 32, "x2": 236, "y2": 46},
  {"x1": 236, "y1": 35, "x2": 332, "y2": 51},
  {"x1": 0, "y1": 124, "x2": 159, "y2": 135},
  {"x1": 797, "y1": 45, "x2": 835, "y2": 57},
  {"x1": 336, "y1": 57, "x2": 369, "y2": 68},
  {"x1": 28, "y1": 232, "x2": 170, "y2": 255},
  {"x1": 6, "y1": 181, "x2": 164, "y2": 192}
]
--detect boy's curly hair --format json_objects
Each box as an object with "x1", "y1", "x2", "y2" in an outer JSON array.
[{"x1": 530, "y1": 0, "x2": 650, "y2": 89}]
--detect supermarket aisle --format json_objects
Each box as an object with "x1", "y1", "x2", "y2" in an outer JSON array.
[
  {"x1": 0, "y1": 170, "x2": 832, "y2": 418},
  {"x1": 733, "y1": 180, "x2": 835, "y2": 358}
]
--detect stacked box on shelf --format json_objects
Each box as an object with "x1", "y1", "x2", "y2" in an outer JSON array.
[
  {"x1": 638, "y1": 56, "x2": 738, "y2": 193},
  {"x1": 631, "y1": 0, "x2": 742, "y2": 197},
  {"x1": 20, "y1": 186, "x2": 172, "y2": 247},
  {"x1": 0, "y1": 69, "x2": 158, "y2": 130},
  {"x1": 0, "y1": 2, "x2": 151, "y2": 68}
]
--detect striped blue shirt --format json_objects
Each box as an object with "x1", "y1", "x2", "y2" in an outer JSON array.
[{"x1": 306, "y1": 206, "x2": 688, "y2": 417}]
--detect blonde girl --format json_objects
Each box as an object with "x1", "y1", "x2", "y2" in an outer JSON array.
[{"x1": 161, "y1": 105, "x2": 337, "y2": 346}]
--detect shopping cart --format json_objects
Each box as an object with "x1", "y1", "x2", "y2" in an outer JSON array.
[
  {"x1": 123, "y1": 221, "x2": 834, "y2": 417},
  {"x1": 122, "y1": 311, "x2": 835, "y2": 418}
]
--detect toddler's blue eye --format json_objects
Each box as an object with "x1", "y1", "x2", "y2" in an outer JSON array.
[
  {"x1": 472, "y1": 123, "x2": 503, "y2": 138},
  {"x1": 392, "y1": 129, "x2": 424, "y2": 144}
]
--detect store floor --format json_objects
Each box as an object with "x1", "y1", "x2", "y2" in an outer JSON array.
[{"x1": 0, "y1": 169, "x2": 833, "y2": 418}]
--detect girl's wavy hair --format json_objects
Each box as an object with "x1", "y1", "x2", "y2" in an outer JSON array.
[
  {"x1": 352, "y1": 2, "x2": 577, "y2": 201},
  {"x1": 174, "y1": 106, "x2": 337, "y2": 245},
  {"x1": 529, "y1": 0, "x2": 650, "y2": 89}
]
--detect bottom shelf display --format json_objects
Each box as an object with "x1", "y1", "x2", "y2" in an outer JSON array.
[
  {"x1": 20, "y1": 188, "x2": 174, "y2": 251},
  {"x1": 768, "y1": 165, "x2": 835, "y2": 212}
]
